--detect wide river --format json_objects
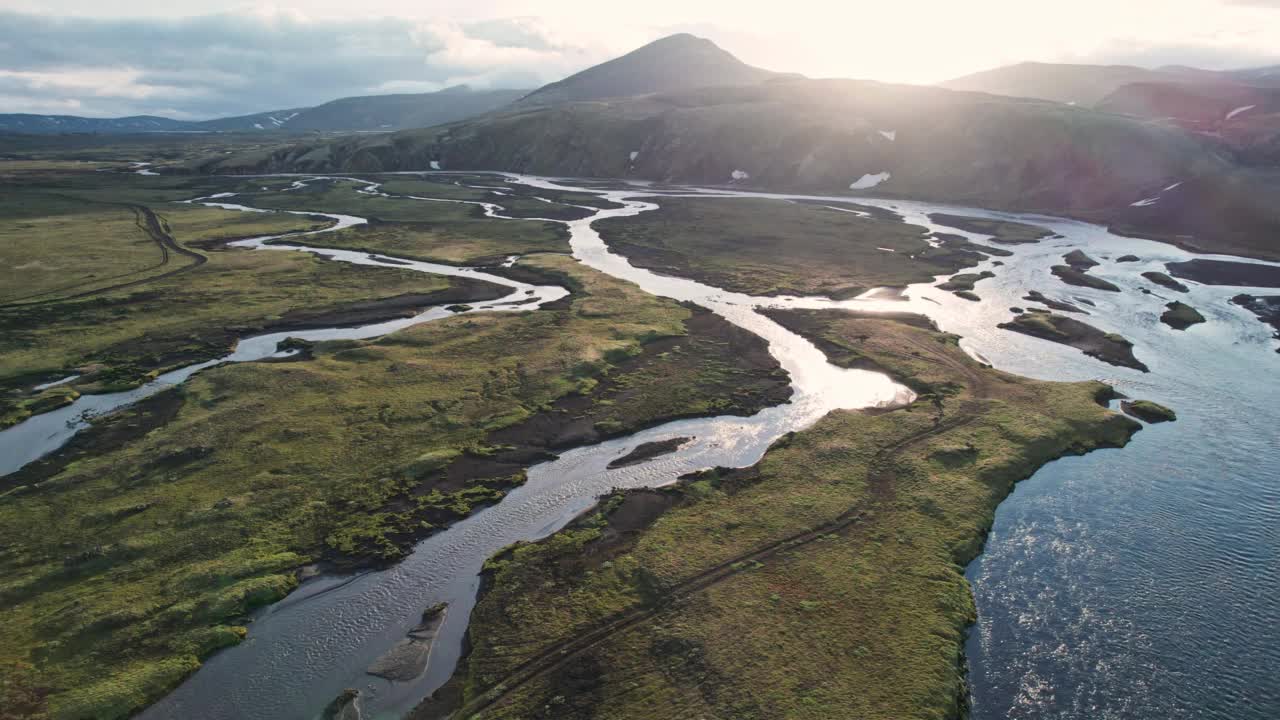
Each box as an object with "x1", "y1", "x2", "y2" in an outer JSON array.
[{"x1": 7, "y1": 174, "x2": 1275, "y2": 719}]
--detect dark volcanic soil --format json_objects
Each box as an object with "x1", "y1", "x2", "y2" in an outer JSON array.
[
  {"x1": 607, "y1": 437, "x2": 693, "y2": 469},
  {"x1": 1232, "y1": 294, "x2": 1280, "y2": 352},
  {"x1": 269, "y1": 279, "x2": 509, "y2": 330},
  {"x1": 1167, "y1": 259, "x2": 1280, "y2": 288}
]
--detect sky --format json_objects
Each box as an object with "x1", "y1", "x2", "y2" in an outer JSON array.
[{"x1": 2, "y1": 0, "x2": 1280, "y2": 119}]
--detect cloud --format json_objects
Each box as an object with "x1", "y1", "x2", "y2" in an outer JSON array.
[{"x1": 0, "y1": 10, "x2": 597, "y2": 119}]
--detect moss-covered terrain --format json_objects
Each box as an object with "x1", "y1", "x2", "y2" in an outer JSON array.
[
  {"x1": 0, "y1": 249, "x2": 792, "y2": 719},
  {"x1": 1143, "y1": 271, "x2": 1189, "y2": 293},
  {"x1": 595, "y1": 197, "x2": 987, "y2": 299},
  {"x1": 1161, "y1": 301, "x2": 1206, "y2": 330},
  {"x1": 0, "y1": 166, "x2": 799, "y2": 719},
  {"x1": 937, "y1": 270, "x2": 995, "y2": 300},
  {"x1": 999, "y1": 312, "x2": 1149, "y2": 371},
  {"x1": 1122, "y1": 400, "x2": 1177, "y2": 423},
  {"x1": 413, "y1": 309, "x2": 1138, "y2": 720},
  {"x1": 0, "y1": 185, "x2": 498, "y2": 426}
]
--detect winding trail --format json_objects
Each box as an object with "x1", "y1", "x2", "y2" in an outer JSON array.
[
  {"x1": 0, "y1": 199, "x2": 206, "y2": 308},
  {"x1": 0, "y1": 178, "x2": 569, "y2": 478},
  {"x1": 450, "y1": 338, "x2": 992, "y2": 719}
]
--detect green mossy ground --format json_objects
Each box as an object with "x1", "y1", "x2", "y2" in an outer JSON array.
[
  {"x1": 0, "y1": 168, "x2": 792, "y2": 719},
  {"x1": 1123, "y1": 400, "x2": 1177, "y2": 423},
  {"x1": 421, "y1": 310, "x2": 1138, "y2": 720},
  {"x1": 595, "y1": 197, "x2": 986, "y2": 298},
  {"x1": 1161, "y1": 301, "x2": 1206, "y2": 330},
  {"x1": 0, "y1": 182, "x2": 459, "y2": 420}
]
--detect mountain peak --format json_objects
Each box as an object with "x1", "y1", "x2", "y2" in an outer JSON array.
[{"x1": 515, "y1": 33, "x2": 777, "y2": 107}]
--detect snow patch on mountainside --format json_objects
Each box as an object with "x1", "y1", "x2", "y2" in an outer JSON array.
[
  {"x1": 1225, "y1": 105, "x2": 1256, "y2": 120},
  {"x1": 849, "y1": 172, "x2": 890, "y2": 190}
]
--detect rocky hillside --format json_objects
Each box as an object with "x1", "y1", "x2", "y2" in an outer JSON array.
[
  {"x1": 513, "y1": 33, "x2": 782, "y2": 107},
  {"x1": 282, "y1": 86, "x2": 527, "y2": 131},
  {"x1": 1097, "y1": 82, "x2": 1280, "y2": 165}
]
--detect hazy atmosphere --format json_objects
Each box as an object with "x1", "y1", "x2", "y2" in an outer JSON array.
[{"x1": 4, "y1": 0, "x2": 1280, "y2": 118}]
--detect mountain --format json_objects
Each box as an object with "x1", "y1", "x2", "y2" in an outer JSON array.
[
  {"x1": 284, "y1": 86, "x2": 527, "y2": 131},
  {"x1": 1228, "y1": 64, "x2": 1280, "y2": 87},
  {"x1": 0, "y1": 114, "x2": 196, "y2": 134},
  {"x1": 939, "y1": 62, "x2": 1208, "y2": 106},
  {"x1": 0, "y1": 86, "x2": 529, "y2": 135},
  {"x1": 194, "y1": 74, "x2": 1280, "y2": 261},
  {"x1": 1093, "y1": 81, "x2": 1280, "y2": 165},
  {"x1": 514, "y1": 33, "x2": 783, "y2": 107},
  {"x1": 942, "y1": 61, "x2": 1280, "y2": 108},
  {"x1": 1098, "y1": 82, "x2": 1280, "y2": 126},
  {"x1": 197, "y1": 108, "x2": 310, "y2": 131}
]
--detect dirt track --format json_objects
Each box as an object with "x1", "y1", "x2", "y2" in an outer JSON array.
[
  {"x1": 0, "y1": 200, "x2": 205, "y2": 308},
  {"x1": 443, "y1": 322, "x2": 993, "y2": 719}
]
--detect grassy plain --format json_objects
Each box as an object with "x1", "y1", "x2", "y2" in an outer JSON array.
[
  {"x1": 0, "y1": 184, "x2": 462, "y2": 428},
  {"x1": 0, "y1": 194, "x2": 165, "y2": 304},
  {"x1": 0, "y1": 173, "x2": 791, "y2": 718},
  {"x1": 423, "y1": 309, "x2": 1138, "y2": 720},
  {"x1": 595, "y1": 197, "x2": 984, "y2": 298}
]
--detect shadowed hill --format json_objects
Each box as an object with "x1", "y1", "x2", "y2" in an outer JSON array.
[
  {"x1": 284, "y1": 86, "x2": 528, "y2": 131},
  {"x1": 940, "y1": 62, "x2": 1204, "y2": 106},
  {"x1": 0, "y1": 86, "x2": 530, "y2": 134},
  {"x1": 514, "y1": 33, "x2": 783, "y2": 107},
  {"x1": 1097, "y1": 82, "x2": 1280, "y2": 165}
]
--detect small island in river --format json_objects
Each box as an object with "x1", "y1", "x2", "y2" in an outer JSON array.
[
  {"x1": 1161, "y1": 301, "x2": 1206, "y2": 330},
  {"x1": 999, "y1": 312, "x2": 1149, "y2": 371}
]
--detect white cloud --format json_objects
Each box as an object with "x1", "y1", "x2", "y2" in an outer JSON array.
[{"x1": 0, "y1": 2, "x2": 1278, "y2": 118}]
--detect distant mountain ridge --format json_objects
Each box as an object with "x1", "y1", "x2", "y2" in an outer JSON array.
[
  {"x1": 943, "y1": 60, "x2": 1280, "y2": 165},
  {"x1": 0, "y1": 86, "x2": 528, "y2": 135},
  {"x1": 941, "y1": 60, "x2": 1280, "y2": 106},
  {"x1": 194, "y1": 35, "x2": 1280, "y2": 263}
]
